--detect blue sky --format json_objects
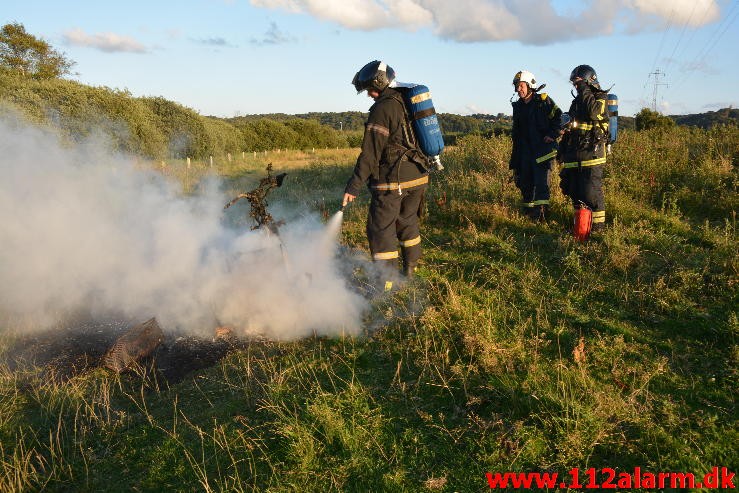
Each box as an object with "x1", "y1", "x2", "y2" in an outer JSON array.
[{"x1": 4, "y1": 0, "x2": 738, "y2": 117}]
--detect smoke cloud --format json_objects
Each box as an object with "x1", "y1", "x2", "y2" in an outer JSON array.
[
  {"x1": 249, "y1": 0, "x2": 721, "y2": 44},
  {"x1": 0, "y1": 113, "x2": 366, "y2": 339}
]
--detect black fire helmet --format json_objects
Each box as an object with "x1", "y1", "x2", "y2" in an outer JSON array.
[
  {"x1": 352, "y1": 60, "x2": 395, "y2": 93},
  {"x1": 570, "y1": 64, "x2": 600, "y2": 89}
]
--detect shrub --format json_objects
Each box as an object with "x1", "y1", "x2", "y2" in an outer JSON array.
[{"x1": 635, "y1": 108, "x2": 675, "y2": 131}]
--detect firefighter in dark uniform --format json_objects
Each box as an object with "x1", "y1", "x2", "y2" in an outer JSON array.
[
  {"x1": 342, "y1": 60, "x2": 429, "y2": 289},
  {"x1": 559, "y1": 65, "x2": 609, "y2": 231},
  {"x1": 509, "y1": 70, "x2": 562, "y2": 221}
]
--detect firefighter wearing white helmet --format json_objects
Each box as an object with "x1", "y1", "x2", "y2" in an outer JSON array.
[
  {"x1": 509, "y1": 70, "x2": 562, "y2": 221},
  {"x1": 343, "y1": 60, "x2": 430, "y2": 289},
  {"x1": 514, "y1": 70, "x2": 536, "y2": 89}
]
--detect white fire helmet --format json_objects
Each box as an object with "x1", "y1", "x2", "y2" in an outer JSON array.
[{"x1": 513, "y1": 70, "x2": 536, "y2": 88}]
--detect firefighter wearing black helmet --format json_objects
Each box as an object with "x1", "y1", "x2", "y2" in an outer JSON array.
[
  {"x1": 342, "y1": 61, "x2": 430, "y2": 289},
  {"x1": 509, "y1": 70, "x2": 562, "y2": 221},
  {"x1": 559, "y1": 64, "x2": 609, "y2": 231}
]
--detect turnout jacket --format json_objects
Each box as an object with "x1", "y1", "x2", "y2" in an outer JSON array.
[
  {"x1": 560, "y1": 85, "x2": 609, "y2": 168},
  {"x1": 509, "y1": 92, "x2": 562, "y2": 170},
  {"x1": 345, "y1": 88, "x2": 429, "y2": 197}
]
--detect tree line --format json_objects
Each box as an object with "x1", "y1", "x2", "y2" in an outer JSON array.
[
  {"x1": 0, "y1": 64, "x2": 359, "y2": 159},
  {"x1": 1, "y1": 22, "x2": 734, "y2": 160}
]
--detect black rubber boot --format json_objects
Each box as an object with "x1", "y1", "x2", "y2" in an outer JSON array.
[
  {"x1": 527, "y1": 206, "x2": 546, "y2": 222},
  {"x1": 374, "y1": 259, "x2": 399, "y2": 292},
  {"x1": 591, "y1": 222, "x2": 606, "y2": 233},
  {"x1": 403, "y1": 261, "x2": 418, "y2": 278}
]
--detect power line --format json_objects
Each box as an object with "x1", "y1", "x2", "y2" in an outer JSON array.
[
  {"x1": 642, "y1": 8, "x2": 675, "y2": 106},
  {"x1": 671, "y1": 0, "x2": 739, "y2": 91},
  {"x1": 673, "y1": 0, "x2": 715, "y2": 65},
  {"x1": 664, "y1": 2, "x2": 698, "y2": 76},
  {"x1": 648, "y1": 7, "x2": 675, "y2": 74}
]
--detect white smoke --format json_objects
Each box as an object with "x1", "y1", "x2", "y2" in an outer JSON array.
[
  {"x1": 0, "y1": 113, "x2": 366, "y2": 339},
  {"x1": 249, "y1": 0, "x2": 721, "y2": 44}
]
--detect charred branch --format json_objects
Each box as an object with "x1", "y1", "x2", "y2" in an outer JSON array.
[{"x1": 224, "y1": 163, "x2": 287, "y2": 233}]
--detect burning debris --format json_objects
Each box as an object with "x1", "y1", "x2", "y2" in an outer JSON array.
[
  {"x1": 225, "y1": 163, "x2": 293, "y2": 274},
  {"x1": 102, "y1": 317, "x2": 164, "y2": 373},
  {"x1": 224, "y1": 164, "x2": 287, "y2": 234}
]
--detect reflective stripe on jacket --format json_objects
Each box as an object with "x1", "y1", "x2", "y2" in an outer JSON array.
[{"x1": 561, "y1": 86, "x2": 608, "y2": 168}]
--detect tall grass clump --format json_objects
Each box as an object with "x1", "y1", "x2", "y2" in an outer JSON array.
[{"x1": 610, "y1": 126, "x2": 738, "y2": 222}]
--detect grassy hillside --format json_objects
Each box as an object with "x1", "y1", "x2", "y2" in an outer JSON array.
[
  {"x1": 671, "y1": 107, "x2": 739, "y2": 128},
  {"x1": 1, "y1": 124, "x2": 737, "y2": 491},
  {"x1": 0, "y1": 69, "x2": 352, "y2": 159}
]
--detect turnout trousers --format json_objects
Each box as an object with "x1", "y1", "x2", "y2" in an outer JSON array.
[
  {"x1": 367, "y1": 184, "x2": 427, "y2": 272},
  {"x1": 517, "y1": 154, "x2": 551, "y2": 210},
  {"x1": 559, "y1": 165, "x2": 606, "y2": 226}
]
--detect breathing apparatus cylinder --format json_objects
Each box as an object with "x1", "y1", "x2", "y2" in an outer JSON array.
[
  {"x1": 607, "y1": 93, "x2": 618, "y2": 143},
  {"x1": 401, "y1": 84, "x2": 445, "y2": 171}
]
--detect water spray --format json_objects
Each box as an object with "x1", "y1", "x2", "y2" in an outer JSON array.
[{"x1": 323, "y1": 199, "x2": 349, "y2": 247}]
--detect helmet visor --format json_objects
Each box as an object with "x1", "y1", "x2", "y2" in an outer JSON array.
[{"x1": 352, "y1": 72, "x2": 366, "y2": 93}]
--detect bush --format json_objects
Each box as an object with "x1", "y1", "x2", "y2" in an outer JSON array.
[
  {"x1": 635, "y1": 108, "x2": 675, "y2": 131},
  {"x1": 0, "y1": 69, "x2": 167, "y2": 157},
  {"x1": 0, "y1": 70, "x2": 356, "y2": 159}
]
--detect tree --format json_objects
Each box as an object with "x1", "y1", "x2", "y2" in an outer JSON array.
[
  {"x1": 635, "y1": 108, "x2": 675, "y2": 131},
  {"x1": 0, "y1": 22, "x2": 75, "y2": 79}
]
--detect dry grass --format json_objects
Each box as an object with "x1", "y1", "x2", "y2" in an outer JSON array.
[{"x1": 1, "y1": 127, "x2": 737, "y2": 491}]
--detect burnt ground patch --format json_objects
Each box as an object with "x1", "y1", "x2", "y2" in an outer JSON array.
[
  {"x1": 2, "y1": 317, "x2": 250, "y2": 385},
  {"x1": 1, "y1": 247, "x2": 395, "y2": 386}
]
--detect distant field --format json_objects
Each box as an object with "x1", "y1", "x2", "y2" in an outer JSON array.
[{"x1": 1, "y1": 126, "x2": 737, "y2": 492}]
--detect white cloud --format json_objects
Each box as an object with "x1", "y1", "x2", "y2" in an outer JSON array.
[
  {"x1": 63, "y1": 28, "x2": 148, "y2": 53},
  {"x1": 627, "y1": 0, "x2": 720, "y2": 27},
  {"x1": 249, "y1": 0, "x2": 721, "y2": 44}
]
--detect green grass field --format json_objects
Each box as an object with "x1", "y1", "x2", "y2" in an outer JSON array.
[{"x1": 1, "y1": 125, "x2": 737, "y2": 492}]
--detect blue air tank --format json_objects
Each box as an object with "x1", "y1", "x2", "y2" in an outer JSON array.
[
  {"x1": 607, "y1": 93, "x2": 618, "y2": 143},
  {"x1": 403, "y1": 84, "x2": 444, "y2": 170}
]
